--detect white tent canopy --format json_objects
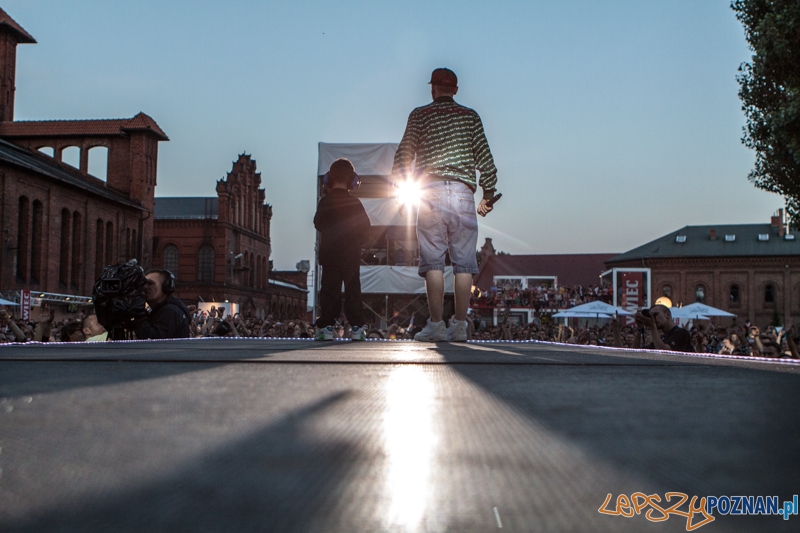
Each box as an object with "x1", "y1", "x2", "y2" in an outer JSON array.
[
  {"x1": 360, "y1": 266, "x2": 453, "y2": 294},
  {"x1": 317, "y1": 143, "x2": 399, "y2": 176},
  {"x1": 552, "y1": 310, "x2": 612, "y2": 319},
  {"x1": 670, "y1": 303, "x2": 736, "y2": 318},
  {"x1": 563, "y1": 301, "x2": 633, "y2": 316}
]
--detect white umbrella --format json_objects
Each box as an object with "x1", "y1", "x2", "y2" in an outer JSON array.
[
  {"x1": 552, "y1": 311, "x2": 613, "y2": 319},
  {"x1": 561, "y1": 301, "x2": 633, "y2": 316},
  {"x1": 0, "y1": 298, "x2": 19, "y2": 306},
  {"x1": 672, "y1": 303, "x2": 735, "y2": 319}
]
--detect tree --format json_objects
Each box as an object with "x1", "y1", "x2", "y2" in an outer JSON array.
[{"x1": 732, "y1": 0, "x2": 800, "y2": 223}]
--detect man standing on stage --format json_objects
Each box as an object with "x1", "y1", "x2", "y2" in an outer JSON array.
[{"x1": 392, "y1": 67, "x2": 499, "y2": 342}]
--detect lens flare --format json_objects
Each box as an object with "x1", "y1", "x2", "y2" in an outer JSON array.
[{"x1": 396, "y1": 178, "x2": 421, "y2": 206}]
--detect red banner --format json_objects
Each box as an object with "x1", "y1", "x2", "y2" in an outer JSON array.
[
  {"x1": 619, "y1": 272, "x2": 643, "y2": 326},
  {"x1": 20, "y1": 290, "x2": 31, "y2": 321}
]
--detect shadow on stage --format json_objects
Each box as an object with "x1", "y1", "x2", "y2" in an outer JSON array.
[
  {"x1": 434, "y1": 344, "x2": 800, "y2": 506},
  {"x1": 0, "y1": 339, "x2": 332, "y2": 398},
  {"x1": 0, "y1": 391, "x2": 367, "y2": 533}
]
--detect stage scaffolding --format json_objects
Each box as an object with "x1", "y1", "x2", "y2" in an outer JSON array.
[{"x1": 315, "y1": 143, "x2": 455, "y2": 329}]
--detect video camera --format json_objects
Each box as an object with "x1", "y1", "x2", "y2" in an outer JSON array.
[{"x1": 92, "y1": 259, "x2": 148, "y2": 339}]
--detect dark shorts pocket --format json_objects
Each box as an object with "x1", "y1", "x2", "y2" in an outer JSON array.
[{"x1": 417, "y1": 196, "x2": 441, "y2": 229}]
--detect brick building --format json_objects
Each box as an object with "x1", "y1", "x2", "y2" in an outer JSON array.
[
  {"x1": 0, "y1": 9, "x2": 167, "y2": 303},
  {"x1": 153, "y1": 154, "x2": 307, "y2": 319},
  {"x1": 605, "y1": 211, "x2": 800, "y2": 326},
  {"x1": 474, "y1": 242, "x2": 616, "y2": 290}
]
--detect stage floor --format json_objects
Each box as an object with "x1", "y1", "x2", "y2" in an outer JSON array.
[{"x1": 0, "y1": 339, "x2": 798, "y2": 532}]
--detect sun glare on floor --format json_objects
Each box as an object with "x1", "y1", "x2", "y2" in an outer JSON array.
[{"x1": 382, "y1": 365, "x2": 437, "y2": 529}]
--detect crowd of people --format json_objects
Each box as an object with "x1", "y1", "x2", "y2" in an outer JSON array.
[
  {"x1": 467, "y1": 313, "x2": 798, "y2": 358},
  {"x1": 2, "y1": 301, "x2": 796, "y2": 359},
  {"x1": 471, "y1": 282, "x2": 612, "y2": 310}
]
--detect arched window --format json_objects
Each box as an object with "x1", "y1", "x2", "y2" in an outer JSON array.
[
  {"x1": 764, "y1": 284, "x2": 775, "y2": 305},
  {"x1": 105, "y1": 221, "x2": 114, "y2": 265},
  {"x1": 30, "y1": 200, "x2": 43, "y2": 284},
  {"x1": 249, "y1": 253, "x2": 255, "y2": 287},
  {"x1": 162, "y1": 245, "x2": 179, "y2": 277},
  {"x1": 59, "y1": 209, "x2": 71, "y2": 286},
  {"x1": 131, "y1": 229, "x2": 138, "y2": 262},
  {"x1": 661, "y1": 285, "x2": 672, "y2": 298},
  {"x1": 695, "y1": 284, "x2": 705, "y2": 303},
  {"x1": 95, "y1": 218, "x2": 105, "y2": 279},
  {"x1": 87, "y1": 146, "x2": 108, "y2": 181},
  {"x1": 71, "y1": 211, "x2": 83, "y2": 289},
  {"x1": 198, "y1": 245, "x2": 215, "y2": 282},
  {"x1": 38, "y1": 146, "x2": 55, "y2": 157},
  {"x1": 729, "y1": 284, "x2": 740, "y2": 305},
  {"x1": 61, "y1": 146, "x2": 80, "y2": 168},
  {"x1": 16, "y1": 196, "x2": 30, "y2": 281}
]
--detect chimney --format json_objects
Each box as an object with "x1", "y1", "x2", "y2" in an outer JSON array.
[
  {"x1": 710, "y1": 229, "x2": 716, "y2": 240},
  {"x1": 779, "y1": 208, "x2": 786, "y2": 236}
]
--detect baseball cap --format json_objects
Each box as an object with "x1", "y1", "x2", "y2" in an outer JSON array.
[{"x1": 429, "y1": 68, "x2": 458, "y2": 88}]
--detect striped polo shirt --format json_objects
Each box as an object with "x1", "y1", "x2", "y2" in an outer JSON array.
[{"x1": 392, "y1": 96, "x2": 498, "y2": 200}]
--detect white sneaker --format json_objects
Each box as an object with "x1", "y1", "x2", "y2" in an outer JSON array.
[
  {"x1": 351, "y1": 325, "x2": 366, "y2": 341},
  {"x1": 414, "y1": 319, "x2": 447, "y2": 342},
  {"x1": 446, "y1": 319, "x2": 468, "y2": 342},
  {"x1": 315, "y1": 326, "x2": 334, "y2": 341}
]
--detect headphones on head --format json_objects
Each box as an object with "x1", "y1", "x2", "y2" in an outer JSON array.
[
  {"x1": 322, "y1": 171, "x2": 361, "y2": 191},
  {"x1": 146, "y1": 269, "x2": 176, "y2": 295}
]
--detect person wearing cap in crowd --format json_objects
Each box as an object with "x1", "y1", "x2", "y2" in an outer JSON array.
[
  {"x1": 392, "y1": 67, "x2": 499, "y2": 342},
  {"x1": 313, "y1": 158, "x2": 371, "y2": 341}
]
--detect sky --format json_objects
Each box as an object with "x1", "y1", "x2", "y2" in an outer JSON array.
[{"x1": 3, "y1": 0, "x2": 783, "y2": 269}]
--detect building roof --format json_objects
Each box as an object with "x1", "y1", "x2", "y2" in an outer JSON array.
[
  {"x1": 0, "y1": 112, "x2": 169, "y2": 140},
  {"x1": 0, "y1": 8, "x2": 36, "y2": 43},
  {"x1": 607, "y1": 224, "x2": 800, "y2": 264},
  {"x1": 474, "y1": 253, "x2": 618, "y2": 289},
  {"x1": 155, "y1": 197, "x2": 218, "y2": 219},
  {"x1": 0, "y1": 137, "x2": 143, "y2": 209}
]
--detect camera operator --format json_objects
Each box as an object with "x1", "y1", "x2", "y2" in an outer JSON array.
[
  {"x1": 133, "y1": 269, "x2": 191, "y2": 340},
  {"x1": 633, "y1": 304, "x2": 692, "y2": 352}
]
